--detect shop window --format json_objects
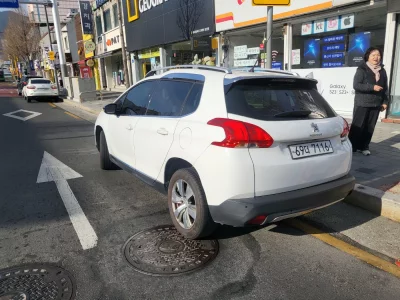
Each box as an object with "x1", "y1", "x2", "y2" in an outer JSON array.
[
  {"x1": 292, "y1": 8, "x2": 386, "y2": 70},
  {"x1": 103, "y1": 9, "x2": 112, "y2": 32},
  {"x1": 113, "y1": 4, "x2": 119, "y2": 28},
  {"x1": 146, "y1": 80, "x2": 194, "y2": 117},
  {"x1": 226, "y1": 27, "x2": 284, "y2": 70},
  {"x1": 165, "y1": 40, "x2": 216, "y2": 67},
  {"x1": 96, "y1": 15, "x2": 103, "y2": 36},
  {"x1": 388, "y1": 16, "x2": 400, "y2": 118},
  {"x1": 121, "y1": 81, "x2": 155, "y2": 115}
]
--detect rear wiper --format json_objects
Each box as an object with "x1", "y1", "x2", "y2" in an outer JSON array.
[{"x1": 274, "y1": 110, "x2": 312, "y2": 118}]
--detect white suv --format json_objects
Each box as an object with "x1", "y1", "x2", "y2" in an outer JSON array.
[{"x1": 95, "y1": 66, "x2": 355, "y2": 239}]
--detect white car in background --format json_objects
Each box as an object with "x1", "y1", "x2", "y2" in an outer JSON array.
[
  {"x1": 94, "y1": 65, "x2": 355, "y2": 239},
  {"x1": 23, "y1": 78, "x2": 59, "y2": 103}
]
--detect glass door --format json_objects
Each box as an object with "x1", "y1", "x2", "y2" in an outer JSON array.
[{"x1": 389, "y1": 15, "x2": 400, "y2": 118}]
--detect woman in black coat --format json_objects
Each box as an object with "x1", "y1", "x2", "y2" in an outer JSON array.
[{"x1": 349, "y1": 47, "x2": 388, "y2": 156}]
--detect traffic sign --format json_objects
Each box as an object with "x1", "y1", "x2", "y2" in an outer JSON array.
[
  {"x1": 252, "y1": 0, "x2": 290, "y2": 5},
  {"x1": 0, "y1": 0, "x2": 19, "y2": 8},
  {"x1": 48, "y1": 51, "x2": 55, "y2": 61}
]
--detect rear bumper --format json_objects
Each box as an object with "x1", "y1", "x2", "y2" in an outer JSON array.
[{"x1": 208, "y1": 174, "x2": 355, "y2": 227}]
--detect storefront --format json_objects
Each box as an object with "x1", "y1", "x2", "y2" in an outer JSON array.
[
  {"x1": 95, "y1": 25, "x2": 126, "y2": 90},
  {"x1": 215, "y1": 0, "x2": 390, "y2": 118},
  {"x1": 387, "y1": 0, "x2": 400, "y2": 119},
  {"x1": 123, "y1": 0, "x2": 216, "y2": 82}
]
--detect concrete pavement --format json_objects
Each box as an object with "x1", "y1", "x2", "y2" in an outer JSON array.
[{"x1": 0, "y1": 94, "x2": 400, "y2": 298}]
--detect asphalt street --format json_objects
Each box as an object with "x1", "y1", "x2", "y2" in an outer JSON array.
[{"x1": 0, "y1": 91, "x2": 399, "y2": 300}]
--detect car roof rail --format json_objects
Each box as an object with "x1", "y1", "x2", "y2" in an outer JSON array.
[{"x1": 145, "y1": 65, "x2": 232, "y2": 78}]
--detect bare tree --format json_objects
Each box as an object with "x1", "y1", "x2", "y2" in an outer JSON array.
[
  {"x1": 176, "y1": 0, "x2": 205, "y2": 40},
  {"x1": 2, "y1": 8, "x2": 41, "y2": 65}
]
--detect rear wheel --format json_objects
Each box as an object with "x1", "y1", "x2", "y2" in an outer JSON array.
[
  {"x1": 168, "y1": 168, "x2": 217, "y2": 239},
  {"x1": 100, "y1": 130, "x2": 116, "y2": 170},
  {"x1": 26, "y1": 96, "x2": 31, "y2": 103}
]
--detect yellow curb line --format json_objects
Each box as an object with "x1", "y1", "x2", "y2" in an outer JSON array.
[
  {"x1": 48, "y1": 103, "x2": 57, "y2": 108},
  {"x1": 64, "y1": 111, "x2": 81, "y2": 119},
  {"x1": 287, "y1": 219, "x2": 400, "y2": 279}
]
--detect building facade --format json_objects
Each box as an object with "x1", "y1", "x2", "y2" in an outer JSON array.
[
  {"x1": 214, "y1": 0, "x2": 399, "y2": 121},
  {"x1": 93, "y1": 0, "x2": 127, "y2": 91},
  {"x1": 123, "y1": 0, "x2": 217, "y2": 82}
]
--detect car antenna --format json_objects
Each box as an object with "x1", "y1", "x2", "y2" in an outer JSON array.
[{"x1": 249, "y1": 53, "x2": 260, "y2": 73}]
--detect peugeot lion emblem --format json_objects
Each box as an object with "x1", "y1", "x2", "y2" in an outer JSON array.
[{"x1": 311, "y1": 123, "x2": 319, "y2": 133}]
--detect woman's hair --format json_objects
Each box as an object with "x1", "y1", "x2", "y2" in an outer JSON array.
[{"x1": 364, "y1": 47, "x2": 383, "y2": 62}]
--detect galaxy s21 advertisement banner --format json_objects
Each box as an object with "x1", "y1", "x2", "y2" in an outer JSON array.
[
  {"x1": 348, "y1": 32, "x2": 371, "y2": 67},
  {"x1": 304, "y1": 39, "x2": 321, "y2": 68}
]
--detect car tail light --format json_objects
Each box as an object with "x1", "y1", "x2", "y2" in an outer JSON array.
[
  {"x1": 207, "y1": 118, "x2": 274, "y2": 148},
  {"x1": 247, "y1": 215, "x2": 267, "y2": 225},
  {"x1": 23, "y1": 81, "x2": 27, "y2": 85},
  {"x1": 51, "y1": 85, "x2": 57, "y2": 89},
  {"x1": 26, "y1": 85, "x2": 36, "y2": 89},
  {"x1": 341, "y1": 118, "x2": 350, "y2": 139}
]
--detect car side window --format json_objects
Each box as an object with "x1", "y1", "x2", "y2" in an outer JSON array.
[
  {"x1": 146, "y1": 80, "x2": 193, "y2": 117},
  {"x1": 181, "y1": 83, "x2": 203, "y2": 116},
  {"x1": 120, "y1": 81, "x2": 155, "y2": 116}
]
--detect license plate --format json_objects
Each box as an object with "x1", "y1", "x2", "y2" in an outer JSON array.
[
  {"x1": 38, "y1": 88, "x2": 49, "y2": 90},
  {"x1": 289, "y1": 140, "x2": 333, "y2": 159}
]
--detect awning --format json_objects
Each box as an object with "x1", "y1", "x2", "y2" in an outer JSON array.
[{"x1": 93, "y1": 50, "x2": 121, "y2": 59}]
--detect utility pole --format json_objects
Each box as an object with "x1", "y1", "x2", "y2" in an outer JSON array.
[
  {"x1": 51, "y1": 0, "x2": 67, "y2": 86},
  {"x1": 117, "y1": 0, "x2": 131, "y2": 87},
  {"x1": 44, "y1": 4, "x2": 60, "y2": 91},
  {"x1": 265, "y1": 6, "x2": 273, "y2": 69}
]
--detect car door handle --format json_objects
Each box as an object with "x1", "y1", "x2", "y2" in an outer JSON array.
[
  {"x1": 157, "y1": 128, "x2": 168, "y2": 135},
  {"x1": 126, "y1": 124, "x2": 133, "y2": 131}
]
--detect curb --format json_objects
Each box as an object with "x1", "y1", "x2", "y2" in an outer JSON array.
[
  {"x1": 57, "y1": 99, "x2": 102, "y2": 116},
  {"x1": 345, "y1": 184, "x2": 400, "y2": 223}
]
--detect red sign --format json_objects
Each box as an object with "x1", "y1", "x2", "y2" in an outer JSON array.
[
  {"x1": 80, "y1": 66, "x2": 92, "y2": 79},
  {"x1": 260, "y1": 43, "x2": 264, "y2": 49}
]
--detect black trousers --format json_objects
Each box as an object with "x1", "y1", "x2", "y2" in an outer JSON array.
[{"x1": 348, "y1": 106, "x2": 380, "y2": 151}]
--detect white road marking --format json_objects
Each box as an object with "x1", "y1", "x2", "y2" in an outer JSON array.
[
  {"x1": 3, "y1": 109, "x2": 42, "y2": 121},
  {"x1": 37, "y1": 151, "x2": 98, "y2": 250},
  {"x1": 391, "y1": 131, "x2": 400, "y2": 135}
]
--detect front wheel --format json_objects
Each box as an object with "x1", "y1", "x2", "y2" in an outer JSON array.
[
  {"x1": 99, "y1": 131, "x2": 116, "y2": 170},
  {"x1": 168, "y1": 168, "x2": 217, "y2": 239}
]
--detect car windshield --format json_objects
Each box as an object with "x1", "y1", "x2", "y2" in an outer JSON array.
[
  {"x1": 225, "y1": 78, "x2": 335, "y2": 120},
  {"x1": 30, "y1": 79, "x2": 51, "y2": 84}
]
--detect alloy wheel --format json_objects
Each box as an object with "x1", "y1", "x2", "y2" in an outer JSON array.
[{"x1": 171, "y1": 179, "x2": 196, "y2": 229}]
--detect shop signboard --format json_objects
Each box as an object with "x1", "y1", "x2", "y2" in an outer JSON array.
[
  {"x1": 0, "y1": 0, "x2": 18, "y2": 8},
  {"x1": 348, "y1": 32, "x2": 371, "y2": 67},
  {"x1": 215, "y1": 0, "x2": 333, "y2": 32},
  {"x1": 79, "y1": 1, "x2": 93, "y2": 35},
  {"x1": 388, "y1": 0, "x2": 400, "y2": 13},
  {"x1": 104, "y1": 28, "x2": 122, "y2": 52},
  {"x1": 301, "y1": 14, "x2": 354, "y2": 35},
  {"x1": 80, "y1": 66, "x2": 93, "y2": 78},
  {"x1": 124, "y1": 0, "x2": 215, "y2": 52}
]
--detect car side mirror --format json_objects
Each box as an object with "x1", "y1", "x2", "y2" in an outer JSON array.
[{"x1": 104, "y1": 103, "x2": 118, "y2": 115}]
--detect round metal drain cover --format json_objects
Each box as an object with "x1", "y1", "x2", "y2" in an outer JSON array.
[
  {"x1": 0, "y1": 264, "x2": 75, "y2": 300},
  {"x1": 123, "y1": 225, "x2": 219, "y2": 276}
]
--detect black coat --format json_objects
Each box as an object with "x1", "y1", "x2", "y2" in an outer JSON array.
[{"x1": 353, "y1": 62, "x2": 389, "y2": 107}]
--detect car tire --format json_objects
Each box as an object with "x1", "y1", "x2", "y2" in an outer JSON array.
[
  {"x1": 26, "y1": 96, "x2": 31, "y2": 103},
  {"x1": 168, "y1": 168, "x2": 217, "y2": 239},
  {"x1": 100, "y1": 130, "x2": 116, "y2": 170}
]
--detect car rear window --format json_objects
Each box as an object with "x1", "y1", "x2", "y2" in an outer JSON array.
[
  {"x1": 225, "y1": 78, "x2": 336, "y2": 120},
  {"x1": 31, "y1": 79, "x2": 51, "y2": 84}
]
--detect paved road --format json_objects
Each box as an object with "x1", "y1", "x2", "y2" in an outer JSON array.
[{"x1": 0, "y1": 94, "x2": 399, "y2": 300}]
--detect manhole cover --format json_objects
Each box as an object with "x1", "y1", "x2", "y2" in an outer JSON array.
[
  {"x1": 0, "y1": 264, "x2": 75, "y2": 300},
  {"x1": 123, "y1": 225, "x2": 219, "y2": 276}
]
